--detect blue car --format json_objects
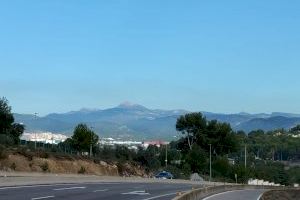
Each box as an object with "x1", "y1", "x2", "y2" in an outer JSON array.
[{"x1": 155, "y1": 171, "x2": 174, "y2": 179}]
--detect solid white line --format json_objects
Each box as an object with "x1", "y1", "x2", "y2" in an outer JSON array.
[
  {"x1": 53, "y1": 186, "x2": 86, "y2": 191},
  {"x1": 141, "y1": 192, "x2": 177, "y2": 200},
  {"x1": 93, "y1": 189, "x2": 108, "y2": 192},
  {"x1": 31, "y1": 196, "x2": 54, "y2": 200},
  {"x1": 202, "y1": 190, "x2": 244, "y2": 200},
  {"x1": 0, "y1": 183, "x2": 79, "y2": 190},
  {"x1": 202, "y1": 189, "x2": 265, "y2": 200},
  {"x1": 257, "y1": 193, "x2": 264, "y2": 200}
]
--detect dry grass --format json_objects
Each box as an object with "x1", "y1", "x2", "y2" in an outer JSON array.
[{"x1": 0, "y1": 154, "x2": 118, "y2": 176}]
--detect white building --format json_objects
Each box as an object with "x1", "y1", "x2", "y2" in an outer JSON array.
[{"x1": 21, "y1": 132, "x2": 68, "y2": 144}]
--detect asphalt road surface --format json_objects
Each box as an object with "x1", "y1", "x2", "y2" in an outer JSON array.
[
  {"x1": 0, "y1": 182, "x2": 196, "y2": 200},
  {"x1": 202, "y1": 189, "x2": 266, "y2": 200}
]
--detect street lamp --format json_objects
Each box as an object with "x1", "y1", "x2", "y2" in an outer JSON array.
[
  {"x1": 165, "y1": 143, "x2": 168, "y2": 168},
  {"x1": 209, "y1": 144, "x2": 212, "y2": 183},
  {"x1": 34, "y1": 112, "x2": 38, "y2": 149},
  {"x1": 90, "y1": 126, "x2": 94, "y2": 157}
]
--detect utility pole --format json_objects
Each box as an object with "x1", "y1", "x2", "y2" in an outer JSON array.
[
  {"x1": 34, "y1": 112, "x2": 38, "y2": 149},
  {"x1": 90, "y1": 126, "x2": 94, "y2": 158},
  {"x1": 244, "y1": 144, "x2": 247, "y2": 170},
  {"x1": 165, "y1": 143, "x2": 168, "y2": 168},
  {"x1": 209, "y1": 144, "x2": 212, "y2": 183}
]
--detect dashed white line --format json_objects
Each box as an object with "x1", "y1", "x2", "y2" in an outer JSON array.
[
  {"x1": 93, "y1": 189, "x2": 108, "y2": 192},
  {"x1": 122, "y1": 190, "x2": 150, "y2": 195},
  {"x1": 31, "y1": 196, "x2": 55, "y2": 200},
  {"x1": 53, "y1": 186, "x2": 86, "y2": 191}
]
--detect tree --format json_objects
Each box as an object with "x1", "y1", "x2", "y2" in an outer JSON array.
[
  {"x1": 185, "y1": 144, "x2": 207, "y2": 173},
  {"x1": 0, "y1": 97, "x2": 14, "y2": 135},
  {"x1": 10, "y1": 123, "x2": 25, "y2": 144},
  {"x1": 290, "y1": 125, "x2": 300, "y2": 134},
  {"x1": 0, "y1": 97, "x2": 24, "y2": 145},
  {"x1": 71, "y1": 124, "x2": 99, "y2": 153},
  {"x1": 176, "y1": 112, "x2": 207, "y2": 150}
]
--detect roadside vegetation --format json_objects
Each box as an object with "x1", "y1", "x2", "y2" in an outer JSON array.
[{"x1": 1, "y1": 97, "x2": 300, "y2": 185}]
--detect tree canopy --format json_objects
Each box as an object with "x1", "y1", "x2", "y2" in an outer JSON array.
[
  {"x1": 176, "y1": 112, "x2": 238, "y2": 154},
  {"x1": 71, "y1": 123, "x2": 99, "y2": 152},
  {"x1": 0, "y1": 97, "x2": 24, "y2": 145}
]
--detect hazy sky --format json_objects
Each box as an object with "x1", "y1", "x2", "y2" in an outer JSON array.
[{"x1": 1, "y1": 1, "x2": 300, "y2": 115}]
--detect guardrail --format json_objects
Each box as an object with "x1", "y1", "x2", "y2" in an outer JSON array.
[{"x1": 172, "y1": 185, "x2": 280, "y2": 200}]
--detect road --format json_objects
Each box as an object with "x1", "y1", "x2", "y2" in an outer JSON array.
[
  {"x1": 0, "y1": 182, "x2": 196, "y2": 200},
  {"x1": 202, "y1": 189, "x2": 266, "y2": 200}
]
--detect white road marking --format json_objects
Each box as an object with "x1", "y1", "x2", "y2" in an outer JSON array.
[
  {"x1": 202, "y1": 190, "x2": 243, "y2": 200},
  {"x1": 31, "y1": 196, "x2": 55, "y2": 200},
  {"x1": 141, "y1": 192, "x2": 177, "y2": 200},
  {"x1": 0, "y1": 182, "x2": 121, "y2": 191},
  {"x1": 93, "y1": 189, "x2": 108, "y2": 192},
  {"x1": 202, "y1": 189, "x2": 265, "y2": 200},
  {"x1": 122, "y1": 190, "x2": 150, "y2": 195},
  {"x1": 53, "y1": 186, "x2": 86, "y2": 191},
  {"x1": 257, "y1": 193, "x2": 264, "y2": 200},
  {"x1": 0, "y1": 184, "x2": 78, "y2": 190}
]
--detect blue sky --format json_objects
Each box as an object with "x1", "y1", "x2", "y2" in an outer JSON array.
[{"x1": 1, "y1": 0, "x2": 300, "y2": 115}]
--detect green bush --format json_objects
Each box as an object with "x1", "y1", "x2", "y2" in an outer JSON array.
[
  {"x1": 38, "y1": 151, "x2": 49, "y2": 159},
  {"x1": 17, "y1": 147, "x2": 33, "y2": 161},
  {"x1": 0, "y1": 145, "x2": 8, "y2": 160},
  {"x1": 10, "y1": 162, "x2": 16, "y2": 170},
  {"x1": 78, "y1": 166, "x2": 86, "y2": 174},
  {"x1": 40, "y1": 162, "x2": 49, "y2": 172},
  {"x1": 0, "y1": 134, "x2": 14, "y2": 146}
]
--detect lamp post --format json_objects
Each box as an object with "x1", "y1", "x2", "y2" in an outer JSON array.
[
  {"x1": 90, "y1": 126, "x2": 94, "y2": 158},
  {"x1": 34, "y1": 112, "x2": 38, "y2": 149},
  {"x1": 244, "y1": 144, "x2": 247, "y2": 170},
  {"x1": 209, "y1": 144, "x2": 212, "y2": 183},
  {"x1": 165, "y1": 143, "x2": 168, "y2": 168}
]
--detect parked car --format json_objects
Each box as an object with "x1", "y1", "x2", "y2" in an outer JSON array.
[{"x1": 154, "y1": 171, "x2": 174, "y2": 179}]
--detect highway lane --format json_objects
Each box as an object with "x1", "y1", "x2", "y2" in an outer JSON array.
[
  {"x1": 202, "y1": 189, "x2": 267, "y2": 200},
  {"x1": 0, "y1": 182, "x2": 197, "y2": 200}
]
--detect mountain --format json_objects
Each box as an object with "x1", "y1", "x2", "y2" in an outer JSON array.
[
  {"x1": 13, "y1": 104, "x2": 300, "y2": 140},
  {"x1": 235, "y1": 116, "x2": 300, "y2": 133}
]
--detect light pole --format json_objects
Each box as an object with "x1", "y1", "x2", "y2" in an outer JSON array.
[
  {"x1": 165, "y1": 143, "x2": 168, "y2": 168},
  {"x1": 90, "y1": 126, "x2": 94, "y2": 158},
  {"x1": 34, "y1": 112, "x2": 38, "y2": 149},
  {"x1": 244, "y1": 144, "x2": 247, "y2": 170},
  {"x1": 209, "y1": 144, "x2": 212, "y2": 183}
]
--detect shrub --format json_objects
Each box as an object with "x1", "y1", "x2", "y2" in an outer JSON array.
[
  {"x1": 78, "y1": 166, "x2": 86, "y2": 174},
  {"x1": 0, "y1": 135, "x2": 14, "y2": 146},
  {"x1": 40, "y1": 162, "x2": 49, "y2": 172},
  {"x1": 38, "y1": 151, "x2": 49, "y2": 159},
  {"x1": 10, "y1": 162, "x2": 16, "y2": 170},
  {"x1": 17, "y1": 147, "x2": 33, "y2": 161},
  {"x1": 0, "y1": 144, "x2": 8, "y2": 159}
]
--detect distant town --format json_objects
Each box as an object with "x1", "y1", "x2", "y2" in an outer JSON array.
[{"x1": 21, "y1": 132, "x2": 169, "y2": 149}]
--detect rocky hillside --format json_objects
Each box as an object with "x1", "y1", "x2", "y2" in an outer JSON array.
[{"x1": 0, "y1": 147, "x2": 147, "y2": 177}]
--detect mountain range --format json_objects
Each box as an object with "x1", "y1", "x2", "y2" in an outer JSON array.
[{"x1": 13, "y1": 103, "x2": 300, "y2": 141}]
